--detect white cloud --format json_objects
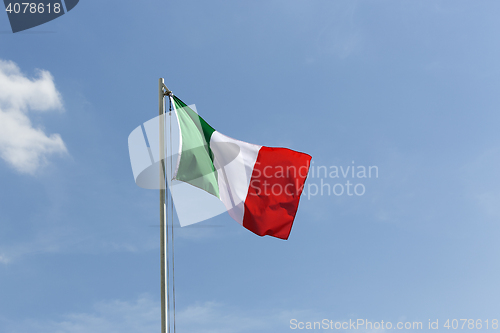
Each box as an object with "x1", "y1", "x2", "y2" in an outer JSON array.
[{"x1": 0, "y1": 59, "x2": 67, "y2": 174}]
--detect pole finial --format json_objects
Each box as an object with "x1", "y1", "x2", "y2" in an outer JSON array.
[{"x1": 160, "y1": 78, "x2": 172, "y2": 96}]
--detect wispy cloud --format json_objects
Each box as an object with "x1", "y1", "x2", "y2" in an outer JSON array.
[
  {"x1": 0, "y1": 228, "x2": 72, "y2": 265},
  {"x1": 177, "y1": 301, "x2": 270, "y2": 333},
  {"x1": 460, "y1": 147, "x2": 500, "y2": 219},
  {"x1": 1, "y1": 294, "x2": 396, "y2": 333},
  {"x1": 1, "y1": 296, "x2": 318, "y2": 333},
  {"x1": 0, "y1": 226, "x2": 160, "y2": 265},
  {"x1": 314, "y1": 1, "x2": 362, "y2": 59},
  {"x1": 0, "y1": 254, "x2": 10, "y2": 264},
  {"x1": 2, "y1": 295, "x2": 158, "y2": 333},
  {"x1": 0, "y1": 59, "x2": 67, "y2": 174}
]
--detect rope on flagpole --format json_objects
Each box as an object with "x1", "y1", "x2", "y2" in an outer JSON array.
[{"x1": 169, "y1": 96, "x2": 177, "y2": 333}]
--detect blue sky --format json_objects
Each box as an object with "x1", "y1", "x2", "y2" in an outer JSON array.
[{"x1": 1, "y1": 1, "x2": 500, "y2": 332}]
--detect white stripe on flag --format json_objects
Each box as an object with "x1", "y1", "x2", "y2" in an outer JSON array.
[{"x1": 211, "y1": 131, "x2": 261, "y2": 224}]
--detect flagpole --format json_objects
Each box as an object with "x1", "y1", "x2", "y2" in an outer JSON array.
[{"x1": 159, "y1": 78, "x2": 167, "y2": 333}]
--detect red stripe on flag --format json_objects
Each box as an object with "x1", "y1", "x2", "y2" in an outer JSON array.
[{"x1": 242, "y1": 147, "x2": 311, "y2": 240}]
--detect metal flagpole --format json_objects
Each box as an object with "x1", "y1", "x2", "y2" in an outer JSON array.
[
  {"x1": 159, "y1": 78, "x2": 172, "y2": 333},
  {"x1": 159, "y1": 78, "x2": 167, "y2": 333}
]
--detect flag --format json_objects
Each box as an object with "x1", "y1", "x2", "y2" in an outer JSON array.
[{"x1": 171, "y1": 96, "x2": 311, "y2": 240}]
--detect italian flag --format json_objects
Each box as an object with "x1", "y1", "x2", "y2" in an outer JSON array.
[{"x1": 171, "y1": 96, "x2": 311, "y2": 240}]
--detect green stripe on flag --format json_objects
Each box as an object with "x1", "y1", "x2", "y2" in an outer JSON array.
[{"x1": 172, "y1": 96, "x2": 219, "y2": 198}]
